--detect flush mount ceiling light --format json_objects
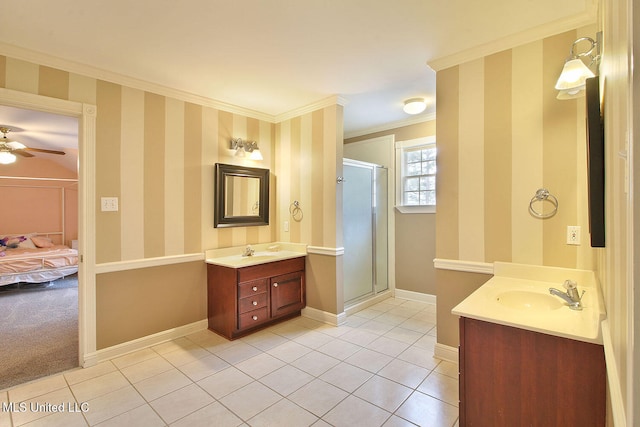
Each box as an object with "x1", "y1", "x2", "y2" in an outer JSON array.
[
  {"x1": 403, "y1": 98, "x2": 427, "y2": 115},
  {"x1": 555, "y1": 34, "x2": 601, "y2": 100},
  {"x1": 230, "y1": 138, "x2": 263, "y2": 161}
]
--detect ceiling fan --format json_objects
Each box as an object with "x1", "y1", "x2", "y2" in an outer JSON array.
[{"x1": 0, "y1": 126, "x2": 65, "y2": 164}]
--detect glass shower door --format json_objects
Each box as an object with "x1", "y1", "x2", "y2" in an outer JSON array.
[{"x1": 343, "y1": 162, "x2": 374, "y2": 303}]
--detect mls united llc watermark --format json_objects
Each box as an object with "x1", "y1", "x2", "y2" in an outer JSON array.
[{"x1": 2, "y1": 401, "x2": 89, "y2": 413}]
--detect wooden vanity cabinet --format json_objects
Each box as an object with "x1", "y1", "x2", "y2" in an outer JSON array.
[
  {"x1": 459, "y1": 317, "x2": 606, "y2": 427},
  {"x1": 207, "y1": 257, "x2": 305, "y2": 339}
]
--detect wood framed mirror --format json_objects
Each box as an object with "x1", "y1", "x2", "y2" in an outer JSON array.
[{"x1": 214, "y1": 163, "x2": 270, "y2": 228}]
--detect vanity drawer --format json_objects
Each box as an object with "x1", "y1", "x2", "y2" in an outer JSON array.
[
  {"x1": 238, "y1": 307, "x2": 269, "y2": 329},
  {"x1": 238, "y1": 279, "x2": 267, "y2": 298},
  {"x1": 238, "y1": 293, "x2": 268, "y2": 314}
]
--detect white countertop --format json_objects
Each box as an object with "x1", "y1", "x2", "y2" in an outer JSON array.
[
  {"x1": 205, "y1": 242, "x2": 307, "y2": 268},
  {"x1": 452, "y1": 262, "x2": 606, "y2": 344}
]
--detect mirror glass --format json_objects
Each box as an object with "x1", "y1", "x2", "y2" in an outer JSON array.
[{"x1": 215, "y1": 163, "x2": 269, "y2": 228}]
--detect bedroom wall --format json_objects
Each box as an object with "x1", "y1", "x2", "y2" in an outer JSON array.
[
  {"x1": 0, "y1": 54, "x2": 343, "y2": 349},
  {"x1": 0, "y1": 157, "x2": 78, "y2": 245}
]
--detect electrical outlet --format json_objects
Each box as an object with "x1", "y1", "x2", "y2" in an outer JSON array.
[
  {"x1": 101, "y1": 197, "x2": 119, "y2": 212},
  {"x1": 567, "y1": 226, "x2": 581, "y2": 245}
]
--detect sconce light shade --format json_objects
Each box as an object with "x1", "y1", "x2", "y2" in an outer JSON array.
[
  {"x1": 230, "y1": 138, "x2": 262, "y2": 161},
  {"x1": 0, "y1": 151, "x2": 17, "y2": 164},
  {"x1": 555, "y1": 59, "x2": 595, "y2": 91},
  {"x1": 249, "y1": 148, "x2": 263, "y2": 161},
  {"x1": 403, "y1": 98, "x2": 427, "y2": 115}
]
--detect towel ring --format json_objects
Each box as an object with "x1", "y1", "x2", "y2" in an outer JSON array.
[
  {"x1": 529, "y1": 188, "x2": 558, "y2": 219},
  {"x1": 289, "y1": 200, "x2": 303, "y2": 222}
]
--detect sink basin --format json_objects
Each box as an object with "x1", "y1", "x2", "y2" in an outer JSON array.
[{"x1": 496, "y1": 290, "x2": 564, "y2": 311}]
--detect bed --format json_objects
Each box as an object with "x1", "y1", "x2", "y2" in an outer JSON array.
[{"x1": 0, "y1": 233, "x2": 78, "y2": 287}]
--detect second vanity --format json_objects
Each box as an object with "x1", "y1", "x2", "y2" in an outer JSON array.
[
  {"x1": 452, "y1": 262, "x2": 607, "y2": 426},
  {"x1": 205, "y1": 243, "x2": 307, "y2": 340}
]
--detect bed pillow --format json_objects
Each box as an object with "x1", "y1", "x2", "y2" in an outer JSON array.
[
  {"x1": 1, "y1": 235, "x2": 36, "y2": 249},
  {"x1": 31, "y1": 235, "x2": 55, "y2": 248}
]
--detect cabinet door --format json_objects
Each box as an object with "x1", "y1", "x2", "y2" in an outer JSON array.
[{"x1": 270, "y1": 271, "x2": 305, "y2": 318}]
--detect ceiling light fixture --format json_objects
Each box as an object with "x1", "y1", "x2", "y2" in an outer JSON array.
[
  {"x1": 403, "y1": 98, "x2": 427, "y2": 115},
  {"x1": 0, "y1": 150, "x2": 16, "y2": 164},
  {"x1": 555, "y1": 34, "x2": 601, "y2": 100},
  {"x1": 230, "y1": 138, "x2": 263, "y2": 161}
]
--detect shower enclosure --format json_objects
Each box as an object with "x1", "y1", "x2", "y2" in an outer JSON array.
[{"x1": 342, "y1": 159, "x2": 388, "y2": 306}]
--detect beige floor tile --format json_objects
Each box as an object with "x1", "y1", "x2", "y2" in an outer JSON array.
[
  {"x1": 248, "y1": 398, "x2": 318, "y2": 427},
  {"x1": 382, "y1": 414, "x2": 420, "y2": 427},
  {"x1": 83, "y1": 385, "x2": 146, "y2": 426},
  {"x1": 110, "y1": 348, "x2": 157, "y2": 370},
  {"x1": 149, "y1": 383, "x2": 214, "y2": 424},
  {"x1": 290, "y1": 350, "x2": 340, "y2": 377},
  {"x1": 293, "y1": 330, "x2": 335, "y2": 349},
  {"x1": 218, "y1": 381, "x2": 281, "y2": 421},
  {"x1": 323, "y1": 395, "x2": 391, "y2": 427},
  {"x1": 162, "y1": 345, "x2": 211, "y2": 367},
  {"x1": 288, "y1": 379, "x2": 349, "y2": 417},
  {"x1": 10, "y1": 385, "x2": 77, "y2": 426},
  {"x1": 239, "y1": 330, "x2": 289, "y2": 352},
  {"x1": 434, "y1": 360, "x2": 459, "y2": 379},
  {"x1": 344, "y1": 348, "x2": 394, "y2": 373},
  {"x1": 133, "y1": 368, "x2": 192, "y2": 401},
  {"x1": 374, "y1": 312, "x2": 409, "y2": 326},
  {"x1": 95, "y1": 404, "x2": 164, "y2": 427},
  {"x1": 337, "y1": 329, "x2": 380, "y2": 347},
  {"x1": 366, "y1": 336, "x2": 411, "y2": 358},
  {"x1": 119, "y1": 355, "x2": 175, "y2": 384},
  {"x1": 267, "y1": 340, "x2": 312, "y2": 363},
  {"x1": 353, "y1": 375, "x2": 413, "y2": 412},
  {"x1": 214, "y1": 341, "x2": 263, "y2": 365},
  {"x1": 412, "y1": 334, "x2": 436, "y2": 351},
  {"x1": 259, "y1": 365, "x2": 314, "y2": 396},
  {"x1": 64, "y1": 361, "x2": 117, "y2": 386},
  {"x1": 383, "y1": 327, "x2": 424, "y2": 345},
  {"x1": 196, "y1": 367, "x2": 253, "y2": 399},
  {"x1": 69, "y1": 371, "x2": 129, "y2": 402},
  {"x1": 8, "y1": 374, "x2": 67, "y2": 402},
  {"x1": 178, "y1": 353, "x2": 230, "y2": 382},
  {"x1": 395, "y1": 391, "x2": 459, "y2": 427},
  {"x1": 234, "y1": 352, "x2": 286, "y2": 379},
  {"x1": 316, "y1": 339, "x2": 361, "y2": 361},
  {"x1": 170, "y1": 401, "x2": 243, "y2": 427},
  {"x1": 396, "y1": 345, "x2": 440, "y2": 371},
  {"x1": 417, "y1": 372, "x2": 459, "y2": 407},
  {"x1": 398, "y1": 317, "x2": 436, "y2": 334},
  {"x1": 377, "y1": 359, "x2": 430, "y2": 389},
  {"x1": 350, "y1": 308, "x2": 383, "y2": 319},
  {"x1": 18, "y1": 410, "x2": 88, "y2": 427},
  {"x1": 152, "y1": 337, "x2": 198, "y2": 355},
  {"x1": 319, "y1": 362, "x2": 372, "y2": 393},
  {"x1": 269, "y1": 321, "x2": 311, "y2": 340},
  {"x1": 359, "y1": 319, "x2": 396, "y2": 336}
]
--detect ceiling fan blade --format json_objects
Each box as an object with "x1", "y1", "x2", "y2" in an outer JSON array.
[
  {"x1": 14, "y1": 150, "x2": 35, "y2": 157},
  {"x1": 23, "y1": 147, "x2": 66, "y2": 155}
]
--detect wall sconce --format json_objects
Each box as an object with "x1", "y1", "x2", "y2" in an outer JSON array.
[
  {"x1": 230, "y1": 138, "x2": 263, "y2": 160},
  {"x1": 555, "y1": 33, "x2": 601, "y2": 100},
  {"x1": 403, "y1": 98, "x2": 427, "y2": 115}
]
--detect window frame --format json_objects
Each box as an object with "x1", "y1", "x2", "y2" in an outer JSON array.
[{"x1": 395, "y1": 136, "x2": 436, "y2": 214}]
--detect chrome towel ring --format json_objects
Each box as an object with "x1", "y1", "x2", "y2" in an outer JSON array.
[
  {"x1": 529, "y1": 188, "x2": 558, "y2": 219},
  {"x1": 290, "y1": 200, "x2": 303, "y2": 222}
]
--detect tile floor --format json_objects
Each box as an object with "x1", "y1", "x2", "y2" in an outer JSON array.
[{"x1": 0, "y1": 298, "x2": 459, "y2": 427}]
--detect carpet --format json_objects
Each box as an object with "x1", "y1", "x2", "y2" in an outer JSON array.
[{"x1": 0, "y1": 274, "x2": 78, "y2": 391}]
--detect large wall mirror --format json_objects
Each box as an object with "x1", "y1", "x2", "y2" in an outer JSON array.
[{"x1": 214, "y1": 163, "x2": 270, "y2": 228}]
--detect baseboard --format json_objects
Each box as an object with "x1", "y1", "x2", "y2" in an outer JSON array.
[
  {"x1": 83, "y1": 319, "x2": 209, "y2": 367},
  {"x1": 434, "y1": 343, "x2": 459, "y2": 363},
  {"x1": 394, "y1": 289, "x2": 436, "y2": 304},
  {"x1": 301, "y1": 306, "x2": 347, "y2": 326}
]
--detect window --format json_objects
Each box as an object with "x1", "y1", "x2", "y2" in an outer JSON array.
[{"x1": 395, "y1": 136, "x2": 436, "y2": 213}]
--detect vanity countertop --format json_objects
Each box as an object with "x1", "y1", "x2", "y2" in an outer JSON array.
[
  {"x1": 452, "y1": 262, "x2": 606, "y2": 344},
  {"x1": 205, "y1": 242, "x2": 307, "y2": 268}
]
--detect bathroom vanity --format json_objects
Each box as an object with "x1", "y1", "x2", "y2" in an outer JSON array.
[
  {"x1": 205, "y1": 244, "x2": 306, "y2": 339},
  {"x1": 453, "y1": 262, "x2": 606, "y2": 426}
]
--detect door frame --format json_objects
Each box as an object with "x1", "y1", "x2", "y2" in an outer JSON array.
[{"x1": 0, "y1": 88, "x2": 97, "y2": 366}]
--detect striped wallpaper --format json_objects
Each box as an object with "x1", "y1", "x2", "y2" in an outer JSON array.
[
  {"x1": 0, "y1": 55, "x2": 285, "y2": 264},
  {"x1": 436, "y1": 28, "x2": 595, "y2": 270}
]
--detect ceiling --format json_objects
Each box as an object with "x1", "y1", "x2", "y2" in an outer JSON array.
[{"x1": 0, "y1": 0, "x2": 595, "y2": 168}]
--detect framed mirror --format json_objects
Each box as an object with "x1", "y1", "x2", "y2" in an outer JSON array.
[{"x1": 214, "y1": 163, "x2": 270, "y2": 228}]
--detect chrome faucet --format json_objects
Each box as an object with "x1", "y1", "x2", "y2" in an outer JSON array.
[
  {"x1": 549, "y1": 280, "x2": 585, "y2": 310},
  {"x1": 242, "y1": 245, "x2": 255, "y2": 257}
]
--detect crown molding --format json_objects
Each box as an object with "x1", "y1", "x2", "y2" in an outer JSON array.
[
  {"x1": 274, "y1": 95, "x2": 348, "y2": 123},
  {"x1": 427, "y1": 9, "x2": 598, "y2": 71},
  {"x1": 344, "y1": 113, "x2": 436, "y2": 140},
  {"x1": 0, "y1": 42, "x2": 277, "y2": 123}
]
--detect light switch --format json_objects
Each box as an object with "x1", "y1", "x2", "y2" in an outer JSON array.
[{"x1": 101, "y1": 197, "x2": 119, "y2": 212}]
